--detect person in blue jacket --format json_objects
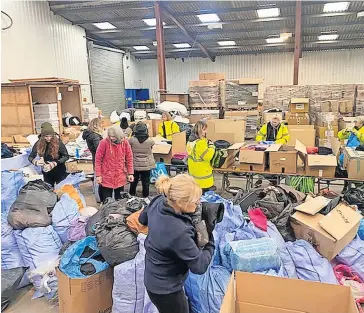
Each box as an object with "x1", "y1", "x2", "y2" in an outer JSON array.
[{"x1": 139, "y1": 174, "x2": 214, "y2": 313}]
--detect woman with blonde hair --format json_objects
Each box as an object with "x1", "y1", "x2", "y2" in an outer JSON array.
[
  {"x1": 139, "y1": 174, "x2": 214, "y2": 313},
  {"x1": 83, "y1": 118, "x2": 103, "y2": 166},
  {"x1": 187, "y1": 120, "x2": 215, "y2": 193},
  {"x1": 158, "y1": 112, "x2": 180, "y2": 140}
]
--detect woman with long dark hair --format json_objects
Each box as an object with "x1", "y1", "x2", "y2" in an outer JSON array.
[{"x1": 28, "y1": 122, "x2": 69, "y2": 186}]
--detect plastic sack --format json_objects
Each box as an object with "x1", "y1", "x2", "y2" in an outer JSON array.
[
  {"x1": 286, "y1": 240, "x2": 338, "y2": 284},
  {"x1": 67, "y1": 216, "x2": 89, "y2": 242},
  {"x1": 1, "y1": 267, "x2": 25, "y2": 311},
  {"x1": 54, "y1": 172, "x2": 86, "y2": 190},
  {"x1": 359, "y1": 220, "x2": 364, "y2": 240},
  {"x1": 344, "y1": 184, "x2": 364, "y2": 212},
  {"x1": 15, "y1": 226, "x2": 62, "y2": 270},
  {"x1": 184, "y1": 265, "x2": 231, "y2": 313},
  {"x1": 59, "y1": 236, "x2": 109, "y2": 278},
  {"x1": 80, "y1": 206, "x2": 98, "y2": 217},
  {"x1": 52, "y1": 194, "x2": 80, "y2": 243},
  {"x1": 1, "y1": 171, "x2": 25, "y2": 215},
  {"x1": 21, "y1": 179, "x2": 53, "y2": 191},
  {"x1": 223, "y1": 238, "x2": 281, "y2": 273},
  {"x1": 150, "y1": 162, "x2": 168, "y2": 184},
  {"x1": 55, "y1": 185, "x2": 84, "y2": 209}
]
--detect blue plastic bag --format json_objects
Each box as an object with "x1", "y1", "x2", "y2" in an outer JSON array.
[
  {"x1": 150, "y1": 162, "x2": 168, "y2": 184},
  {"x1": 59, "y1": 236, "x2": 109, "y2": 278},
  {"x1": 358, "y1": 219, "x2": 364, "y2": 240},
  {"x1": 1, "y1": 171, "x2": 25, "y2": 214},
  {"x1": 55, "y1": 172, "x2": 86, "y2": 190}
]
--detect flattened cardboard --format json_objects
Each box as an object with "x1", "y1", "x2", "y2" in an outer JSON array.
[
  {"x1": 220, "y1": 142, "x2": 245, "y2": 169},
  {"x1": 287, "y1": 125, "x2": 315, "y2": 146},
  {"x1": 207, "y1": 119, "x2": 246, "y2": 144},
  {"x1": 295, "y1": 196, "x2": 331, "y2": 215}
]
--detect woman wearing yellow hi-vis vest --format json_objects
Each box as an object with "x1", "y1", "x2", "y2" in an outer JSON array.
[
  {"x1": 187, "y1": 121, "x2": 215, "y2": 193},
  {"x1": 256, "y1": 115, "x2": 290, "y2": 144},
  {"x1": 158, "y1": 112, "x2": 180, "y2": 140}
]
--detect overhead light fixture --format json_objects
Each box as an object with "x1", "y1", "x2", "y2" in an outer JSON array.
[
  {"x1": 133, "y1": 46, "x2": 150, "y2": 51},
  {"x1": 266, "y1": 37, "x2": 285, "y2": 44},
  {"x1": 143, "y1": 18, "x2": 165, "y2": 26},
  {"x1": 153, "y1": 41, "x2": 158, "y2": 46},
  {"x1": 197, "y1": 13, "x2": 220, "y2": 23},
  {"x1": 323, "y1": 2, "x2": 349, "y2": 13},
  {"x1": 257, "y1": 8, "x2": 280, "y2": 18},
  {"x1": 217, "y1": 40, "x2": 237, "y2": 46},
  {"x1": 93, "y1": 22, "x2": 116, "y2": 30},
  {"x1": 173, "y1": 43, "x2": 191, "y2": 48},
  {"x1": 280, "y1": 32, "x2": 292, "y2": 39},
  {"x1": 357, "y1": 11, "x2": 364, "y2": 18},
  {"x1": 318, "y1": 34, "x2": 339, "y2": 40}
]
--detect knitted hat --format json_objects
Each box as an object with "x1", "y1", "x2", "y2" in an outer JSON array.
[
  {"x1": 107, "y1": 125, "x2": 125, "y2": 142},
  {"x1": 134, "y1": 122, "x2": 149, "y2": 143},
  {"x1": 41, "y1": 122, "x2": 55, "y2": 136}
]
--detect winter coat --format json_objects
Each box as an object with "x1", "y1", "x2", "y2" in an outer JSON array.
[
  {"x1": 95, "y1": 138, "x2": 134, "y2": 189},
  {"x1": 82, "y1": 129, "x2": 102, "y2": 165},
  {"x1": 129, "y1": 137, "x2": 155, "y2": 171},
  {"x1": 256, "y1": 122, "x2": 290, "y2": 144},
  {"x1": 338, "y1": 125, "x2": 364, "y2": 144},
  {"x1": 158, "y1": 121, "x2": 180, "y2": 140},
  {"x1": 187, "y1": 133, "x2": 215, "y2": 189}
]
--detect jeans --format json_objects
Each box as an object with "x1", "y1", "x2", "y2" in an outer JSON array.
[
  {"x1": 129, "y1": 170, "x2": 151, "y2": 198},
  {"x1": 99, "y1": 185, "x2": 125, "y2": 203}
]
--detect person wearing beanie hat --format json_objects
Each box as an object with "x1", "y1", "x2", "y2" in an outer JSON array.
[
  {"x1": 95, "y1": 125, "x2": 134, "y2": 202},
  {"x1": 28, "y1": 122, "x2": 69, "y2": 186},
  {"x1": 120, "y1": 117, "x2": 132, "y2": 138},
  {"x1": 129, "y1": 122, "x2": 155, "y2": 198}
]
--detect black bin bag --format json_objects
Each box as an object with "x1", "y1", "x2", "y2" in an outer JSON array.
[{"x1": 2, "y1": 267, "x2": 25, "y2": 311}]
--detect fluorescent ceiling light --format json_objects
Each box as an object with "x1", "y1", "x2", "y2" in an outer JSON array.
[
  {"x1": 133, "y1": 46, "x2": 150, "y2": 51},
  {"x1": 323, "y1": 2, "x2": 349, "y2": 12},
  {"x1": 143, "y1": 18, "x2": 165, "y2": 26},
  {"x1": 197, "y1": 13, "x2": 220, "y2": 23},
  {"x1": 318, "y1": 34, "x2": 339, "y2": 40},
  {"x1": 257, "y1": 8, "x2": 280, "y2": 18},
  {"x1": 93, "y1": 22, "x2": 116, "y2": 30},
  {"x1": 173, "y1": 43, "x2": 191, "y2": 48},
  {"x1": 357, "y1": 11, "x2": 364, "y2": 18},
  {"x1": 266, "y1": 37, "x2": 284, "y2": 44},
  {"x1": 153, "y1": 41, "x2": 158, "y2": 46},
  {"x1": 280, "y1": 32, "x2": 292, "y2": 39},
  {"x1": 217, "y1": 41, "x2": 237, "y2": 46}
]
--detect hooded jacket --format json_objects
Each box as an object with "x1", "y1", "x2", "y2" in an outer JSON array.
[
  {"x1": 139, "y1": 195, "x2": 214, "y2": 294},
  {"x1": 95, "y1": 136, "x2": 134, "y2": 189},
  {"x1": 338, "y1": 125, "x2": 364, "y2": 144},
  {"x1": 129, "y1": 137, "x2": 155, "y2": 171},
  {"x1": 158, "y1": 120, "x2": 180, "y2": 140},
  {"x1": 186, "y1": 133, "x2": 215, "y2": 189},
  {"x1": 82, "y1": 129, "x2": 102, "y2": 164},
  {"x1": 256, "y1": 122, "x2": 290, "y2": 144}
]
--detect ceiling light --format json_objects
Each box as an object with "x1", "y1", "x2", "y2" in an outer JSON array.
[
  {"x1": 323, "y1": 2, "x2": 349, "y2": 12},
  {"x1": 257, "y1": 8, "x2": 280, "y2": 18},
  {"x1": 197, "y1": 13, "x2": 220, "y2": 23},
  {"x1": 143, "y1": 18, "x2": 165, "y2": 26},
  {"x1": 93, "y1": 22, "x2": 116, "y2": 30},
  {"x1": 153, "y1": 41, "x2": 158, "y2": 46},
  {"x1": 217, "y1": 41, "x2": 237, "y2": 46},
  {"x1": 266, "y1": 37, "x2": 284, "y2": 44},
  {"x1": 357, "y1": 11, "x2": 364, "y2": 18},
  {"x1": 318, "y1": 34, "x2": 339, "y2": 40},
  {"x1": 173, "y1": 43, "x2": 191, "y2": 48},
  {"x1": 280, "y1": 32, "x2": 292, "y2": 39},
  {"x1": 133, "y1": 46, "x2": 150, "y2": 51}
]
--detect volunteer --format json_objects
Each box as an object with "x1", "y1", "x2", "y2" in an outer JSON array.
[
  {"x1": 129, "y1": 121, "x2": 155, "y2": 198},
  {"x1": 158, "y1": 112, "x2": 180, "y2": 140},
  {"x1": 95, "y1": 125, "x2": 134, "y2": 202},
  {"x1": 256, "y1": 115, "x2": 290, "y2": 144},
  {"x1": 139, "y1": 174, "x2": 214, "y2": 313},
  {"x1": 120, "y1": 117, "x2": 133, "y2": 138},
  {"x1": 29, "y1": 122, "x2": 69, "y2": 186},
  {"x1": 187, "y1": 120, "x2": 215, "y2": 193}
]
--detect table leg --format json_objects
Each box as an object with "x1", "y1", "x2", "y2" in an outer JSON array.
[{"x1": 317, "y1": 178, "x2": 321, "y2": 192}]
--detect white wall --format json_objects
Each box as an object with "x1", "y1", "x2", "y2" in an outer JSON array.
[
  {"x1": 1, "y1": 0, "x2": 92, "y2": 102},
  {"x1": 124, "y1": 49, "x2": 364, "y2": 100}
]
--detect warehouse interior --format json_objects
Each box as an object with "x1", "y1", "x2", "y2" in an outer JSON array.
[{"x1": 1, "y1": 0, "x2": 364, "y2": 313}]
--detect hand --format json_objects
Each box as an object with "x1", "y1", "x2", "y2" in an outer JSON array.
[
  {"x1": 127, "y1": 175, "x2": 134, "y2": 183},
  {"x1": 96, "y1": 176, "x2": 102, "y2": 185},
  {"x1": 36, "y1": 158, "x2": 45, "y2": 167},
  {"x1": 43, "y1": 164, "x2": 51, "y2": 172}
]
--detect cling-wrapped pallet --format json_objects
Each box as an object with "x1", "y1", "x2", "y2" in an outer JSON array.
[
  {"x1": 189, "y1": 80, "x2": 220, "y2": 109},
  {"x1": 224, "y1": 80, "x2": 259, "y2": 110},
  {"x1": 356, "y1": 84, "x2": 364, "y2": 116},
  {"x1": 264, "y1": 85, "x2": 308, "y2": 111}
]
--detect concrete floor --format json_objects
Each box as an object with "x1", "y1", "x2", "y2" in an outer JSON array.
[{"x1": 7, "y1": 173, "x2": 345, "y2": 313}]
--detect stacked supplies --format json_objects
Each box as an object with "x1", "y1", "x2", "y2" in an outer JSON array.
[
  {"x1": 83, "y1": 103, "x2": 99, "y2": 122},
  {"x1": 263, "y1": 86, "x2": 308, "y2": 111},
  {"x1": 356, "y1": 84, "x2": 364, "y2": 116},
  {"x1": 34, "y1": 103, "x2": 60, "y2": 134},
  {"x1": 224, "y1": 80, "x2": 259, "y2": 110}
]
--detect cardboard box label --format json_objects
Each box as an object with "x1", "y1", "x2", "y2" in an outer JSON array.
[
  {"x1": 295, "y1": 103, "x2": 304, "y2": 110},
  {"x1": 238, "y1": 101, "x2": 247, "y2": 105}
]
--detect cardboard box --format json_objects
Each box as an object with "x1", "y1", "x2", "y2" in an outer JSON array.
[
  {"x1": 287, "y1": 125, "x2": 315, "y2": 146},
  {"x1": 291, "y1": 202, "x2": 362, "y2": 260},
  {"x1": 263, "y1": 111, "x2": 283, "y2": 123},
  {"x1": 295, "y1": 196, "x2": 331, "y2": 215},
  {"x1": 339, "y1": 117, "x2": 357, "y2": 130},
  {"x1": 219, "y1": 143, "x2": 245, "y2": 169},
  {"x1": 152, "y1": 132, "x2": 186, "y2": 163},
  {"x1": 314, "y1": 112, "x2": 338, "y2": 127},
  {"x1": 320, "y1": 100, "x2": 339, "y2": 112},
  {"x1": 1, "y1": 136, "x2": 14, "y2": 143},
  {"x1": 13, "y1": 135, "x2": 30, "y2": 144},
  {"x1": 220, "y1": 271, "x2": 358, "y2": 313},
  {"x1": 224, "y1": 110, "x2": 259, "y2": 120},
  {"x1": 199, "y1": 72, "x2": 225, "y2": 80},
  {"x1": 206, "y1": 119, "x2": 246, "y2": 143},
  {"x1": 339, "y1": 99, "x2": 354, "y2": 113},
  {"x1": 285, "y1": 112, "x2": 310, "y2": 125},
  {"x1": 289, "y1": 98, "x2": 309, "y2": 113},
  {"x1": 316, "y1": 138, "x2": 332, "y2": 148},
  {"x1": 268, "y1": 144, "x2": 299, "y2": 174},
  {"x1": 238, "y1": 143, "x2": 278, "y2": 172},
  {"x1": 315, "y1": 125, "x2": 339, "y2": 139},
  {"x1": 343, "y1": 147, "x2": 364, "y2": 179},
  {"x1": 57, "y1": 267, "x2": 113, "y2": 313}
]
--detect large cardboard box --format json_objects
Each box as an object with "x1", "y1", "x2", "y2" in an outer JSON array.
[
  {"x1": 291, "y1": 202, "x2": 362, "y2": 260},
  {"x1": 339, "y1": 99, "x2": 354, "y2": 113},
  {"x1": 206, "y1": 119, "x2": 246, "y2": 143},
  {"x1": 199, "y1": 72, "x2": 225, "y2": 80},
  {"x1": 220, "y1": 271, "x2": 358, "y2": 313},
  {"x1": 343, "y1": 147, "x2": 364, "y2": 179},
  {"x1": 289, "y1": 98, "x2": 309, "y2": 113},
  {"x1": 57, "y1": 267, "x2": 113, "y2": 313},
  {"x1": 152, "y1": 132, "x2": 186, "y2": 163},
  {"x1": 315, "y1": 125, "x2": 339, "y2": 139},
  {"x1": 285, "y1": 112, "x2": 310, "y2": 125},
  {"x1": 238, "y1": 143, "x2": 277, "y2": 172},
  {"x1": 269, "y1": 145, "x2": 299, "y2": 174},
  {"x1": 224, "y1": 110, "x2": 259, "y2": 120},
  {"x1": 339, "y1": 116, "x2": 357, "y2": 130},
  {"x1": 320, "y1": 100, "x2": 339, "y2": 112},
  {"x1": 287, "y1": 125, "x2": 315, "y2": 146}
]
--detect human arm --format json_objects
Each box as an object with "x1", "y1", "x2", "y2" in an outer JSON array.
[
  {"x1": 256, "y1": 124, "x2": 267, "y2": 142},
  {"x1": 28, "y1": 141, "x2": 39, "y2": 165},
  {"x1": 338, "y1": 129, "x2": 351, "y2": 140},
  {"x1": 200, "y1": 139, "x2": 215, "y2": 162},
  {"x1": 158, "y1": 122, "x2": 164, "y2": 137},
  {"x1": 92, "y1": 135, "x2": 101, "y2": 154},
  {"x1": 276, "y1": 124, "x2": 290, "y2": 144},
  {"x1": 57, "y1": 141, "x2": 70, "y2": 164},
  {"x1": 352, "y1": 128, "x2": 364, "y2": 144},
  {"x1": 95, "y1": 140, "x2": 106, "y2": 178},
  {"x1": 124, "y1": 140, "x2": 134, "y2": 175},
  {"x1": 139, "y1": 207, "x2": 148, "y2": 226},
  {"x1": 172, "y1": 122, "x2": 180, "y2": 134}
]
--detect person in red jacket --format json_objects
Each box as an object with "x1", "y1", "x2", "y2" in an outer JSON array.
[{"x1": 95, "y1": 125, "x2": 134, "y2": 202}]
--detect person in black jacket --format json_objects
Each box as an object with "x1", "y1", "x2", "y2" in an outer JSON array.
[
  {"x1": 82, "y1": 118, "x2": 103, "y2": 166},
  {"x1": 28, "y1": 122, "x2": 69, "y2": 186},
  {"x1": 139, "y1": 174, "x2": 214, "y2": 313}
]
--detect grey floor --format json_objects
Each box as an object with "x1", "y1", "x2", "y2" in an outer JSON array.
[{"x1": 7, "y1": 173, "x2": 345, "y2": 313}]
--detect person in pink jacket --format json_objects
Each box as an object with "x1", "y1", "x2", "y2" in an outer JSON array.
[{"x1": 95, "y1": 125, "x2": 134, "y2": 202}]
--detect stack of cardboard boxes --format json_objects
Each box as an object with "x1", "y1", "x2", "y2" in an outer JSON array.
[{"x1": 356, "y1": 84, "x2": 364, "y2": 116}]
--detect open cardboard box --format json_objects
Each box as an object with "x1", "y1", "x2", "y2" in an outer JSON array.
[
  {"x1": 343, "y1": 146, "x2": 364, "y2": 179},
  {"x1": 238, "y1": 143, "x2": 278, "y2": 172},
  {"x1": 287, "y1": 125, "x2": 315, "y2": 147},
  {"x1": 268, "y1": 144, "x2": 303, "y2": 174},
  {"x1": 152, "y1": 132, "x2": 186, "y2": 164},
  {"x1": 220, "y1": 271, "x2": 358, "y2": 313},
  {"x1": 291, "y1": 200, "x2": 362, "y2": 260}
]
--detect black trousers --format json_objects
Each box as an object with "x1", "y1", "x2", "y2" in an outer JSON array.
[
  {"x1": 129, "y1": 170, "x2": 151, "y2": 198},
  {"x1": 43, "y1": 167, "x2": 67, "y2": 187},
  {"x1": 99, "y1": 185, "x2": 124, "y2": 203},
  {"x1": 147, "y1": 290, "x2": 189, "y2": 313}
]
